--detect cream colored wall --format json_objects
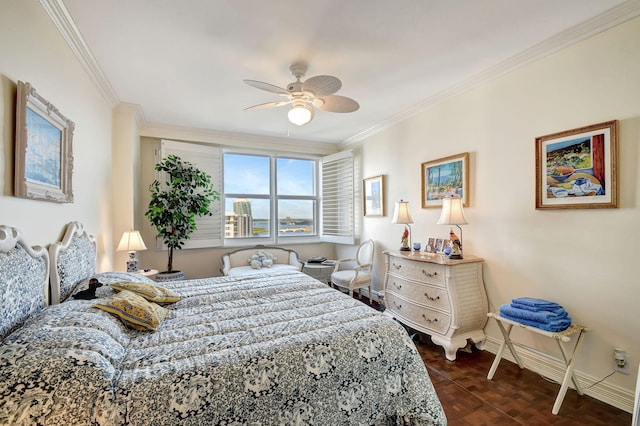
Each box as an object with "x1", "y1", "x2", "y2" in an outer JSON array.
[
  {"x1": 0, "y1": 2, "x2": 114, "y2": 270},
  {"x1": 354, "y1": 16, "x2": 640, "y2": 408}
]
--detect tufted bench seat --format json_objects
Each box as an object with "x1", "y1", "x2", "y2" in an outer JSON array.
[{"x1": 220, "y1": 245, "x2": 303, "y2": 276}]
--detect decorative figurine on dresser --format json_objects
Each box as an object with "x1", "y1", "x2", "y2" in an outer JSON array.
[{"x1": 382, "y1": 250, "x2": 488, "y2": 360}]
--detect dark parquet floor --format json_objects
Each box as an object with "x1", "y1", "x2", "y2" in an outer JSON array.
[{"x1": 361, "y1": 298, "x2": 632, "y2": 425}]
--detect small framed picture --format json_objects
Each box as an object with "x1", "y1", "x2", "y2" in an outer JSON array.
[
  {"x1": 363, "y1": 175, "x2": 385, "y2": 216},
  {"x1": 435, "y1": 239, "x2": 444, "y2": 253},
  {"x1": 426, "y1": 237, "x2": 436, "y2": 252}
]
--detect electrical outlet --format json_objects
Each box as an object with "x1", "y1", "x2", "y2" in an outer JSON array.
[{"x1": 614, "y1": 348, "x2": 630, "y2": 374}]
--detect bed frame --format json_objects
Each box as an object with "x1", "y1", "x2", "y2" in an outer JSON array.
[
  {"x1": 48, "y1": 221, "x2": 97, "y2": 304},
  {"x1": 0, "y1": 225, "x2": 49, "y2": 341},
  {"x1": 1, "y1": 222, "x2": 447, "y2": 424}
]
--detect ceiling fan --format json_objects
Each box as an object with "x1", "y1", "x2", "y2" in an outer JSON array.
[{"x1": 243, "y1": 62, "x2": 359, "y2": 126}]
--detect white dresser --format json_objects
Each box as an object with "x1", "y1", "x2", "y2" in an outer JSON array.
[{"x1": 383, "y1": 251, "x2": 488, "y2": 360}]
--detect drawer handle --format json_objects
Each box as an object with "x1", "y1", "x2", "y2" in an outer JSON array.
[
  {"x1": 424, "y1": 292, "x2": 440, "y2": 302},
  {"x1": 392, "y1": 281, "x2": 402, "y2": 290},
  {"x1": 392, "y1": 301, "x2": 402, "y2": 310},
  {"x1": 422, "y1": 270, "x2": 438, "y2": 278},
  {"x1": 422, "y1": 314, "x2": 438, "y2": 324},
  {"x1": 392, "y1": 262, "x2": 402, "y2": 270}
]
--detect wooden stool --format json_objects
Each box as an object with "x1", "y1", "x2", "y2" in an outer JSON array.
[{"x1": 486, "y1": 312, "x2": 589, "y2": 415}]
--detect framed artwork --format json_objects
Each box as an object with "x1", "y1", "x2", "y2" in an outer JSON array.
[
  {"x1": 422, "y1": 152, "x2": 469, "y2": 208},
  {"x1": 15, "y1": 81, "x2": 74, "y2": 203},
  {"x1": 434, "y1": 238, "x2": 444, "y2": 253},
  {"x1": 363, "y1": 175, "x2": 385, "y2": 216},
  {"x1": 535, "y1": 120, "x2": 618, "y2": 210}
]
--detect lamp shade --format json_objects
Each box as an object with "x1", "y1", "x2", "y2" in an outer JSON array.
[
  {"x1": 116, "y1": 230, "x2": 147, "y2": 252},
  {"x1": 391, "y1": 200, "x2": 414, "y2": 224},
  {"x1": 288, "y1": 103, "x2": 314, "y2": 126},
  {"x1": 437, "y1": 197, "x2": 468, "y2": 225}
]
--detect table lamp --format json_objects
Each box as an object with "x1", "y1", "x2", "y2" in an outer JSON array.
[
  {"x1": 437, "y1": 195, "x2": 468, "y2": 259},
  {"x1": 117, "y1": 230, "x2": 147, "y2": 272},
  {"x1": 391, "y1": 200, "x2": 414, "y2": 251}
]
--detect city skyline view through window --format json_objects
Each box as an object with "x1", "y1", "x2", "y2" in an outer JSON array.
[{"x1": 223, "y1": 153, "x2": 316, "y2": 238}]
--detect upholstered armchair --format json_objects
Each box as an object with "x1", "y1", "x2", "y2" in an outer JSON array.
[{"x1": 331, "y1": 239, "x2": 375, "y2": 303}]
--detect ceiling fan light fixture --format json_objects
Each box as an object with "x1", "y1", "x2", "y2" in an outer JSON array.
[{"x1": 288, "y1": 103, "x2": 313, "y2": 126}]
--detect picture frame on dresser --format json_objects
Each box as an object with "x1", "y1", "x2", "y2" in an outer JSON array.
[
  {"x1": 421, "y1": 152, "x2": 469, "y2": 208},
  {"x1": 426, "y1": 237, "x2": 436, "y2": 253},
  {"x1": 535, "y1": 120, "x2": 618, "y2": 210},
  {"x1": 14, "y1": 81, "x2": 74, "y2": 203},
  {"x1": 363, "y1": 175, "x2": 385, "y2": 216}
]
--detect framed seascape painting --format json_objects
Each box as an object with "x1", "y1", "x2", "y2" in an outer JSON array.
[
  {"x1": 535, "y1": 120, "x2": 618, "y2": 210},
  {"x1": 363, "y1": 175, "x2": 385, "y2": 216},
  {"x1": 421, "y1": 152, "x2": 469, "y2": 208},
  {"x1": 15, "y1": 81, "x2": 74, "y2": 203}
]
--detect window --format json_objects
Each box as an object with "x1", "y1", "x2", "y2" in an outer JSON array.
[
  {"x1": 223, "y1": 152, "x2": 318, "y2": 243},
  {"x1": 155, "y1": 141, "x2": 354, "y2": 247}
]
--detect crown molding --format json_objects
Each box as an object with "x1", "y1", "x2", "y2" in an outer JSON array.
[
  {"x1": 341, "y1": 0, "x2": 640, "y2": 146},
  {"x1": 40, "y1": 0, "x2": 120, "y2": 106},
  {"x1": 114, "y1": 102, "x2": 146, "y2": 127},
  {"x1": 140, "y1": 122, "x2": 339, "y2": 155},
  {"x1": 41, "y1": 0, "x2": 640, "y2": 147}
]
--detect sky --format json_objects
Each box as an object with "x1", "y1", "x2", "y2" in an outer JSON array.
[{"x1": 223, "y1": 154, "x2": 315, "y2": 219}]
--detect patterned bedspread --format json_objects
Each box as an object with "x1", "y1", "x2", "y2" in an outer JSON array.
[{"x1": 0, "y1": 271, "x2": 446, "y2": 425}]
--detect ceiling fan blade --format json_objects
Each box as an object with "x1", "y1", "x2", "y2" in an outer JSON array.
[
  {"x1": 243, "y1": 79, "x2": 290, "y2": 95},
  {"x1": 302, "y1": 75, "x2": 342, "y2": 97},
  {"x1": 316, "y1": 95, "x2": 359, "y2": 113},
  {"x1": 244, "y1": 100, "x2": 291, "y2": 111}
]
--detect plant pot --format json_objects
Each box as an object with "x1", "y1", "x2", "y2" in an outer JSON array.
[{"x1": 155, "y1": 270, "x2": 185, "y2": 282}]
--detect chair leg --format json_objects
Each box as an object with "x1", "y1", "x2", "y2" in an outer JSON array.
[{"x1": 368, "y1": 285, "x2": 372, "y2": 305}]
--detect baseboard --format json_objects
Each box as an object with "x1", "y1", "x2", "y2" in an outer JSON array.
[{"x1": 483, "y1": 336, "x2": 634, "y2": 413}]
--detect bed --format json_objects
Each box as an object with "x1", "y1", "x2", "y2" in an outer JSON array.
[{"x1": 0, "y1": 222, "x2": 446, "y2": 425}]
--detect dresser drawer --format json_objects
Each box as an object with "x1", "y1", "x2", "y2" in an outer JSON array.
[
  {"x1": 387, "y1": 256, "x2": 445, "y2": 286},
  {"x1": 385, "y1": 293, "x2": 451, "y2": 334},
  {"x1": 386, "y1": 276, "x2": 451, "y2": 312}
]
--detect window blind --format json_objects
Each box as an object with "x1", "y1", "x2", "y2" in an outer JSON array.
[
  {"x1": 321, "y1": 150, "x2": 355, "y2": 245},
  {"x1": 157, "y1": 140, "x2": 223, "y2": 248}
]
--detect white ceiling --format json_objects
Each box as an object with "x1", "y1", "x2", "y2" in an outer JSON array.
[{"x1": 56, "y1": 0, "x2": 636, "y2": 144}]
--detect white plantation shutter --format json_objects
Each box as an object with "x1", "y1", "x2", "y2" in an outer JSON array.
[
  {"x1": 321, "y1": 150, "x2": 355, "y2": 244},
  {"x1": 157, "y1": 140, "x2": 223, "y2": 248}
]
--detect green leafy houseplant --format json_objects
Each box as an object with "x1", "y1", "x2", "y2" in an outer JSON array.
[{"x1": 145, "y1": 155, "x2": 219, "y2": 273}]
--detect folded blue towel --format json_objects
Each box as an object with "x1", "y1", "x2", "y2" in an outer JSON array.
[
  {"x1": 511, "y1": 302, "x2": 566, "y2": 315},
  {"x1": 512, "y1": 297, "x2": 563, "y2": 310},
  {"x1": 499, "y1": 312, "x2": 572, "y2": 332},
  {"x1": 500, "y1": 304, "x2": 568, "y2": 323}
]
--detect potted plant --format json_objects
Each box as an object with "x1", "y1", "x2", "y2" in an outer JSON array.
[{"x1": 145, "y1": 154, "x2": 219, "y2": 281}]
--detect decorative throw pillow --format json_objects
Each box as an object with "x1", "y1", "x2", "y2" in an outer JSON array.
[
  {"x1": 93, "y1": 290, "x2": 169, "y2": 331},
  {"x1": 247, "y1": 250, "x2": 277, "y2": 269},
  {"x1": 111, "y1": 281, "x2": 181, "y2": 304}
]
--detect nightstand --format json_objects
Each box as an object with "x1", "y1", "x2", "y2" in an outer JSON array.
[
  {"x1": 135, "y1": 269, "x2": 158, "y2": 278},
  {"x1": 303, "y1": 261, "x2": 335, "y2": 284}
]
